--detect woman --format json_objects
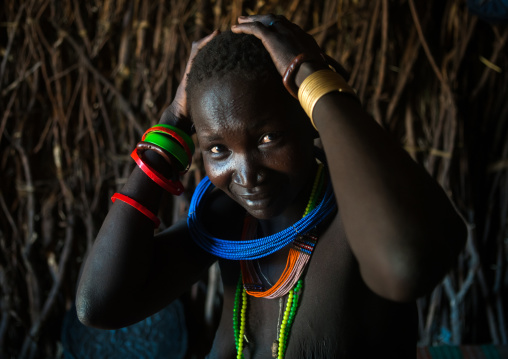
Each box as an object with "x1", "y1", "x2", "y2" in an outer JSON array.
[{"x1": 76, "y1": 14, "x2": 466, "y2": 358}]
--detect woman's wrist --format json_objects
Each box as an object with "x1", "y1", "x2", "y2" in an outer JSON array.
[
  {"x1": 294, "y1": 61, "x2": 329, "y2": 87},
  {"x1": 140, "y1": 149, "x2": 176, "y2": 179}
]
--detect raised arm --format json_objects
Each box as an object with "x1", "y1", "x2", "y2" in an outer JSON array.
[
  {"x1": 75, "y1": 32, "x2": 219, "y2": 329},
  {"x1": 232, "y1": 15, "x2": 466, "y2": 302}
]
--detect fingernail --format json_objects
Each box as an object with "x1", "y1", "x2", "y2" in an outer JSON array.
[
  {"x1": 238, "y1": 16, "x2": 246, "y2": 19},
  {"x1": 231, "y1": 24, "x2": 237, "y2": 28}
]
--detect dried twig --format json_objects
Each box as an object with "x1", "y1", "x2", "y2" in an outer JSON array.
[{"x1": 1, "y1": 1, "x2": 507, "y2": 356}]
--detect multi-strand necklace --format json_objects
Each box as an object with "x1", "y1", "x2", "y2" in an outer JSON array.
[
  {"x1": 233, "y1": 163, "x2": 326, "y2": 359},
  {"x1": 187, "y1": 150, "x2": 337, "y2": 358},
  {"x1": 233, "y1": 277, "x2": 303, "y2": 359},
  {"x1": 187, "y1": 166, "x2": 336, "y2": 260},
  {"x1": 240, "y1": 164, "x2": 325, "y2": 299}
]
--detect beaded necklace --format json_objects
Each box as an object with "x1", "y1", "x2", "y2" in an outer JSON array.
[
  {"x1": 187, "y1": 166, "x2": 336, "y2": 260},
  {"x1": 240, "y1": 164, "x2": 325, "y2": 298},
  {"x1": 233, "y1": 278, "x2": 303, "y2": 359},
  {"x1": 187, "y1": 149, "x2": 336, "y2": 357},
  {"x1": 233, "y1": 165, "x2": 326, "y2": 358}
]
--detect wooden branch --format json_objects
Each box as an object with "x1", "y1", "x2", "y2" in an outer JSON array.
[
  {"x1": 386, "y1": 28, "x2": 420, "y2": 123},
  {"x1": 20, "y1": 129, "x2": 76, "y2": 357},
  {"x1": 408, "y1": 0, "x2": 448, "y2": 90},
  {"x1": 443, "y1": 223, "x2": 479, "y2": 344},
  {"x1": 471, "y1": 27, "x2": 508, "y2": 99},
  {"x1": 371, "y1": 0, "x2": 388, "y2": 125},
  {"x1": 0, "y1": 4, "x2": 25, "y2": 86}
]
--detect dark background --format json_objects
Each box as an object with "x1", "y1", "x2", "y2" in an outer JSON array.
[{"x1": 0, "y1": 0, "x2": 507, "y2": 357}]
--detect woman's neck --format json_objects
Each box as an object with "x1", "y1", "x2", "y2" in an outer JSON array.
[{"x1": 258, "y1": 161, "x2": 318, "y2": 236}]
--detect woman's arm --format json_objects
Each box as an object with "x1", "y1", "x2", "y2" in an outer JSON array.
[
  {"x1": 232, "y1": 15, "x2": 466, "y2": 302},
  {"x1": 306, "y1": 78, "x2": 466, "y2": 301},
  {"x1": 76, "y1": 32, "x2": 219, "y2": 329}
]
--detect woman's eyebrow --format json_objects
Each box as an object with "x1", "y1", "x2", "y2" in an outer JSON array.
[{"x1": 199, "y1": 131, "x2": 223, "y2": 142}]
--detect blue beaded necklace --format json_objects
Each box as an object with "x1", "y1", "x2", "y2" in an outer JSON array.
[{"x1": 187, "y1": 156, "x2": 337, "y2": 260}]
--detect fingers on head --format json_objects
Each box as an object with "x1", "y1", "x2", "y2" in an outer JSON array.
[
  {"x1": 233, "y1": 15, "x2": 300, "y2": 39},
  {"x1": 238, "y1": 14, "x2": 304, "y2": 37},
  {"x1": 238, "y1": 13, "x2": 289, "y2": 26},
  {"x1": 232, "y1": 21, "x2": 273, "y2": 38}
]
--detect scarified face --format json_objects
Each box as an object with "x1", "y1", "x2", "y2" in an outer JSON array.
[{"x1": 190, "y1": 74, "x2": 317, "y2": 222}]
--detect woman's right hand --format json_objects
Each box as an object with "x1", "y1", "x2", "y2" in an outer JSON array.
[{"x1": 159, "y1": 30, "x2": 220, "y2": 133}]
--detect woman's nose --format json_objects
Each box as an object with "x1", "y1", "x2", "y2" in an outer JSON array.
[{"x1": 232, "y1": 154, "x2": 264, "y2": 188}]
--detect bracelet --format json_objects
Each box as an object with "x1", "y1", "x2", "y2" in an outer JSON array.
[
  {"x1": 152, "y1": 124, "x2": 195, "y2": 154},
  {"x1": 136, "y1": 141, "x2": 176, "y2": 168},
  {"x1": 142, "y1": 126, "x2": 193, "y2": 162},
  {"x1": 143, "y1": 132, "x2": 190, "y2": 172},
  {"x1": 141, "y1": 126, "x2": 192, "y2": 170},
  {"x1": 283, "y1": 53, "x2": 323, "y2": 99},
  {"x1": 131, "y1": 148, "x2": 184, "y2": 196},
  {"x1": 298, "y1": 69, "x2": 358, "y2": 130},
  {"x1": 111, "y1": 192, "x2": 160, "y2": 228}
]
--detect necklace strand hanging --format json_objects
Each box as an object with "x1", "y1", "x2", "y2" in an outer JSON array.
[
  {"x1": 240, "y1": 164, "x2": 325, "y2": 299},
  {"x1": 234, "y1": 278, "x2": 304, "y2": 359},
  {"x1": 234, "y1": 164, "x2": 327, "y2": 359}
]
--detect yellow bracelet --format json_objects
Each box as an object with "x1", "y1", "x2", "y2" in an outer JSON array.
[{"x1": 298, "y1": 69, "x2": 358, "y2": 130}]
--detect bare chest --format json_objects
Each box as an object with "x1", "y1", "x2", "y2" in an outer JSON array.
[{"x1": 208, "y1": 216, "x2": 417, "y2": 359}]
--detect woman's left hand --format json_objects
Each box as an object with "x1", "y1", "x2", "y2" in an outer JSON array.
[{"x1": 231, "y1": 14, "x2": 322, "y2": 76}]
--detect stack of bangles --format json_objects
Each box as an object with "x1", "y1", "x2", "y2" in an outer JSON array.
[
  {"x1": 112, "y1": 124, "x2": 194, "y2": 229},
  {"x1": 282, "y1": 52, "x2": 360, "y2": 130}
]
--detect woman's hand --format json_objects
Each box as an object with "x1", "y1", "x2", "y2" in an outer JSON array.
[
  {"x1": 231, "y1": 14, "x2": 323, "y2": 77},
  {"x1": 159, "y1": 30, "x2": 220, "y2": 132}
]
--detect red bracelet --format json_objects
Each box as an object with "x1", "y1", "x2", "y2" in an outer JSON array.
[
  {"x1": 131, "y1": 148, "x2": 184, "y2": 196},
  {"x1": 111, "y1": 193, "x2": 160, "y2": 228},
  {"x1": 142, "y1": 126, "x2": 193, "y2": 167},
  {"x1": 137, "y1": 141, "x2": 176, "y2": 168}
]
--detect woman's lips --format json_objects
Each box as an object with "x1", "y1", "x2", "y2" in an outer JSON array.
[
  {"x1": 238, "y1": 193, "x2": 270, "y2": 200},
  {"x1": 240, "y1": 197, "x2": 272, "y2": 210},
  {"x1": 235, "y1": 188, "x2": 277, "y2": 209}
]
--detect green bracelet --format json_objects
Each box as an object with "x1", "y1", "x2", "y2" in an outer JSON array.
[
  {"x1": 143, "y1": 132, "x2": 189, "y2": 171},
  {"x1": 155, "y1": 124, "x2": 195, "y2": 154}
]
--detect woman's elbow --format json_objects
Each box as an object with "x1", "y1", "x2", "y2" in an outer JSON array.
[
  {"x1": 397, "y1": 221, "x2": 468, "y2": 301},
  {"x1": 75, "y1": 291, "x2": 105, "y2": 328},
  {"x1": 366, "y1": 221, "x2": 468, "y2": 302},
  {"x1": 75, "y1": 288, "x2": 119, "y2": 329},
  {"x1": 75, "y1": 294, "x2": 98, "y2": 327}
]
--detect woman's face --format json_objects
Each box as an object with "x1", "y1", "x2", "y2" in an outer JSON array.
[{"x1": 191, "y1": 75, "x2": 317, "y2": 220}]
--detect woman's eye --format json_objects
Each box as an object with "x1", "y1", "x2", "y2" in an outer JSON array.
[
  {"x1": 260, "y1": 133, "x2": 279, "y2": 144},
  {"x1": 210, "y1": 145, "x2": 226, "y2": 154}
]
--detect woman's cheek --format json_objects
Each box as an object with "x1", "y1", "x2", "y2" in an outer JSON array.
[{"x1": 204, "y1": 158, "x2": 231, "y2": 190}]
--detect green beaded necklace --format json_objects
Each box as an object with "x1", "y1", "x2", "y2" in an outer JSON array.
[
  {"x1": 233, "y1": 166, "x2": 324, "y2": 358},
  {"x1": 233, "y1": 278, "x2": 248, "y2": 358},
  {"x1": 233, "y1": 278, "x2": 303, "y2": 359}
]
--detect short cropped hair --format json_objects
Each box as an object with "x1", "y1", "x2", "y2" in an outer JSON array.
[{"x1": 186, "y1": 31, "x2": 281, "y2": 102}]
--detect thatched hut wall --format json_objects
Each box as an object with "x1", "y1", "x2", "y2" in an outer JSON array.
[{"x1": 0, "y1": 0, "x2": 507, "y2": 357}]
